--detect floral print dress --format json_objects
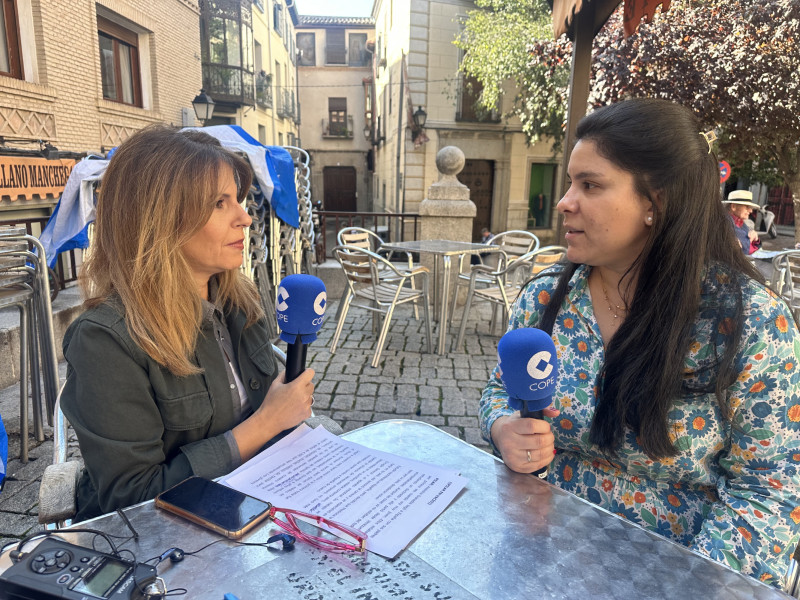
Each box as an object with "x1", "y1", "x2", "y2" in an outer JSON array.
[{"x1": 479, "y1": 264, "x2": 800, "y2": 587}]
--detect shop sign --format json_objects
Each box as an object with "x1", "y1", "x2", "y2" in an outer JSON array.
[{"x1": 0, "y1": 156, "x2": 75, "y2": 201}]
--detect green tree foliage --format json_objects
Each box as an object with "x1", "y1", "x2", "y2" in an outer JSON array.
[
  {"x1": 455, "y1": 0, "x2": 568, "y2": 149},
  {"x1": 458, "y1": 0, "x2": 800, "y2": 196}
]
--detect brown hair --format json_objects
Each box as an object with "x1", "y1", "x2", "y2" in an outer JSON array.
[{"x1": 83, "y1": 124, "x2": 262, "y2": 376}]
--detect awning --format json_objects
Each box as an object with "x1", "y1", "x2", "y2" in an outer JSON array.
[{"x1": 552, "y1": 0, "x2": 671, "y2": 39}]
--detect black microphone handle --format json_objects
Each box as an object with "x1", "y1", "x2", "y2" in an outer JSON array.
[
  {"x1": 520, "y1": 405, "x2": 549, "y2": 480},
  {"x1": 285, "y1": 335, "x2": 308, "y2": 383}
]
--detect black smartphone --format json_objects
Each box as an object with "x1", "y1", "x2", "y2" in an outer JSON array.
[{"x1": 154, "y1": 476, "x2": 272, "y2": 539}]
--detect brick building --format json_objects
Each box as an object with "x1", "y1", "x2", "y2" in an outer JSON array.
[{"x1": 0, "y1": 0, "x2": 202, "y2": 224}]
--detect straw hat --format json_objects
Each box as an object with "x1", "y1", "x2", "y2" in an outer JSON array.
[{"x1": 723, "y1": 190, "x2": 760, "y2": 209}]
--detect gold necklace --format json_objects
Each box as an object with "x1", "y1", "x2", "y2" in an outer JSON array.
[{"x1": 597, "y1": 269, "x2": 627, "y2": 320}]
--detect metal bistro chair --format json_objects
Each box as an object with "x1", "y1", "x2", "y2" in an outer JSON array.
[
  {"x1": 449, "y1": 230, "x2": 540, "y2": 329},
  {"x1": 336, "y1": 226, "x2": 425, "y2": 320},
  {"x1": 38, "y1": 345, "x2": 343, "y2": 529},
  {"x1": 455, "y1": 245, "x2": 566, "y2": 348},
  {"x1": 330, "y1": 245, "x2": 433, "y2": 368}
]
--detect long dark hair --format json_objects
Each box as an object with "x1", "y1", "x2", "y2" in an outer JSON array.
[{"x1": 540, "y1": 98, "x2": 763, "y2": 459}]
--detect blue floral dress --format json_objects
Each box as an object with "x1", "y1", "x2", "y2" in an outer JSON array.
[{"x1": 479, "y1": 264, "x2": 800, "y2": 587}]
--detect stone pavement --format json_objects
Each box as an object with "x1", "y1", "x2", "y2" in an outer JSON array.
[{"x1": 0, "y1": 295, "x2": 501, "y2": 551}]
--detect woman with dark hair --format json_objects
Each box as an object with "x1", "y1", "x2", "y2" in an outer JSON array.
[
  {"x1": 62, "y1": 125, "x2": 315, "y2": 520},
  {"x1": 479, "y1": 98, "x2": 800, "y2": 586}
]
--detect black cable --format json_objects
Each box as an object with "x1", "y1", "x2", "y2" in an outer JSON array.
[
  {"x1": 10, "y1": 528, "x2": 124, "y2": 561},
  {"x1": 117, "y1": 507, "x2": 139, "y2": 540}
]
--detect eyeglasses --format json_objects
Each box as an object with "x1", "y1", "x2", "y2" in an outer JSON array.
[{"x1": 268, "y1": 506, "x2": 367, "y2": 553}]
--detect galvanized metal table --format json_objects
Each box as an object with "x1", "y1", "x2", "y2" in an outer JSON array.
[
  {"x1": 381, "y1": 240, "x2": 499, "y2": 354},
  {"x1": 59, "y1": 420, "x2": 790, "y2": 599}
]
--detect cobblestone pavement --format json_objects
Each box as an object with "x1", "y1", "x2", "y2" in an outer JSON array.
[{"x1": 0, "y1": 298, "x2": 501, "y2": 549}]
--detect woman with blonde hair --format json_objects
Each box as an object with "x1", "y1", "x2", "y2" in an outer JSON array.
[{"x1": 62, "y1": 125, "x2": 315, "y2": 520}]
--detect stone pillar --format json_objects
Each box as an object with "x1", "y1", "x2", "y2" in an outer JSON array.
[
  {"x1": 419, "y1": 146, "x2": 476, "y2": 242},
  {"x1": 419, "y1": 146, "x2": 477, "y2": 305}
]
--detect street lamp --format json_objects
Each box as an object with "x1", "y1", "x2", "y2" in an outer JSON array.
[
  {"x1": 192, "y1": 89, "x2": 215, "y2": 124},
  {"x1": 363, "y1": 124, "x2": 371, "y2": 141},
  {"x1": 411, "y1": 106, "x2": 427, "y2": 142},
  {"x1": 412, "y1": 106, "x2": 427, "y2": 130}
]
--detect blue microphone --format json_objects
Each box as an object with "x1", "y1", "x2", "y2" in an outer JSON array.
[
  {"x1": 276, "y1": 274, "x2": 327, "y2": 382},
  {"x1": 497, "y1": 327, "x2": 559, "y2": 479}
]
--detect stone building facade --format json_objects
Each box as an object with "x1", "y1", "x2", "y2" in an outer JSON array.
[
  {"x1": 216, "y1": 0, "x2": 300, "y2": 148},
  {"x1": 295, "y1": 16, "x2": 374, "y2": 213},
  {"x1": 370, "y1": 0, "x2": 561, "y2": 243}
]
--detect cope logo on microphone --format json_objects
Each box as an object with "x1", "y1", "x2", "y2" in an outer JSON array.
[
  {"x1": 527, "y1": 351, "x2": 553, "y2": 379},
  {"x1": 276, "y1": 286, "x2": 290, "y2": 312},
  {"x1": 313, "y1": 291, "x2": 326, "y2": 315},
  {"x1": 527, "y1": 350, "x2": 556, "y2": 391}
]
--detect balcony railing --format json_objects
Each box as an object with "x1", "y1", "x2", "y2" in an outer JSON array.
[
  {"x1": 277, "y1": 89, "x2": 295, "y2": 119},
  {"x1": 203, "y1": 63, "x2": 254, "y2": 106},
  {"x1": 255, "y1": 73, "x2": 272, "y2": 108},
  {"x1": 322, "y1": 115, "x2": 354, "y2": 139},
  {"x1": 318, "y1": 211, "x2": 420, "y2": 259}
]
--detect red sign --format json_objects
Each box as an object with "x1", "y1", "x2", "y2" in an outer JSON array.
[{"x1": 719, "y1": 160, "x2": 731, "y2": 183}]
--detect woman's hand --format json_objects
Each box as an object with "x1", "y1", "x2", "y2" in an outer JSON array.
[
  {"x1": 491, "y1": 408, "x2": 560, "y2": 474},
  {"x1": 233, "y1": 368, "x2": 315, "y2": 461}
]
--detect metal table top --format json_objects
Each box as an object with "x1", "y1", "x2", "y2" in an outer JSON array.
[
  {"x1": 65, "y1": 420, "x2": 789, "y2": 599},
  {"x1": 382, "y1": 239, "x2": 499, "y2": 256}
]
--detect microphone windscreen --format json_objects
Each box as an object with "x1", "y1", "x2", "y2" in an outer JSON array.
[
  {"x1": 497, "y1": 328, "x2": 558, "y2": 412},
  {"x1": 276, "y1": 274, "x2": 327, "y2": 343}
]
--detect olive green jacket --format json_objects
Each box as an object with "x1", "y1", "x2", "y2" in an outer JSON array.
[{"x1": 61, "y1": 299, "x2": 278, "y2": 521}]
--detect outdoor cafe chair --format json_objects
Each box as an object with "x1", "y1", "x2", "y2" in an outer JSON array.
[
  {"x1": 336, "y1": 226, "x2": 425, "y2": 319},
  {"x1": 38, "y1": 345, "x2": 343, "y2": 529},
  {"x1": 449, "y1": 230, "x2": 540, "y2": 328},
  {"x1": 454, "y1": 245, "x2": 566, "y2": 348},
  {"x1": 329, "y1": 245, "x2": 433, "y2": 368}
]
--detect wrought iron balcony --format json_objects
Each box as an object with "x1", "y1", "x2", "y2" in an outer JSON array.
[
  {"x1": 203, "y1": 64, "x2": 255, "y2": 106},
  {"x1": 256, "y1": 72, "x2": 272, "y2": 108},
  {"x1": 277, "y1": 89, "x2": 296, "y2": 119}
]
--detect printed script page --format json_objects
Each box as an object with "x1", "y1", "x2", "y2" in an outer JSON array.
[{"x1": 223, "y1": 426, "x2": 467, "y2": 558}]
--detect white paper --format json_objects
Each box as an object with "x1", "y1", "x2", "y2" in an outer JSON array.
[{"x1": 224, "y1": 426, "x2": 467, "y2": 558}]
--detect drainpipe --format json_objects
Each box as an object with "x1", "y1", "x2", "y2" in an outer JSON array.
[{"x1": 395, "y1": 51, "x2": 404, "y2": 215}]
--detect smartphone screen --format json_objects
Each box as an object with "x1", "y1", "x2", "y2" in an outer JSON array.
[{"x1": 155, "y1": 476, "x2": 271, "y2": 538}]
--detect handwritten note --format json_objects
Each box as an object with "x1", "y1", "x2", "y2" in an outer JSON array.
[{"x1": 223, "y1": 425, "x2": 467, "y2": 558}]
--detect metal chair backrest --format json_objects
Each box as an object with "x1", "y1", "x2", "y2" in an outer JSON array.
[
  {"x1": 529, "y1": 245, "x2": 567, "y2": 277},
  {"x1": 333, "y1": 244, "x2": 382, "y2": 286},
  {"x1": 488, "y1": 230, "x2": 540, "y2": 265},
  {"x1": 337, "y1": 227, "x2": 383, "y2": 253}
]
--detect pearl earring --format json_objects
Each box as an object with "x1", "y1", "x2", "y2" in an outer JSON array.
[{"x1": 646, "y1": 216, "x2": 653, "y2": 224}]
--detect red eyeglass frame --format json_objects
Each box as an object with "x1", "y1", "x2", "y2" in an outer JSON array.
[{"x1": 268, "y1": 506, "x2": 367, "y2": 553}]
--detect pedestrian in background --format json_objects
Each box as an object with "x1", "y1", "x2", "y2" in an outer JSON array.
[{"x1": 724, "y1": 189, "x2": 761, "y2": 255}]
